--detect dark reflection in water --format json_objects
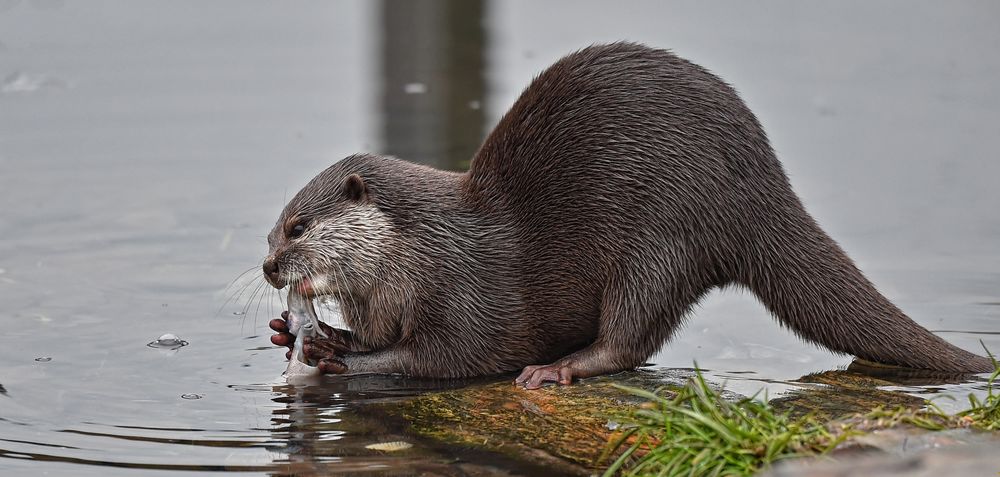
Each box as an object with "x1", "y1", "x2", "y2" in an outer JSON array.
[
  {"x1": 263, "y1": 375, "x2": 575, "y2": 476},
  {"x1": 380, "y1": 0, "x2": 487, "y2": 170}
]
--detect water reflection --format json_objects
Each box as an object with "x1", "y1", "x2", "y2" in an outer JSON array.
[
  {"x1": 379, "y1": 0, "x2": 487, "y2": 170},
  {"x1": 264, "y1": 375, "x2": 572, "y2": 476}
]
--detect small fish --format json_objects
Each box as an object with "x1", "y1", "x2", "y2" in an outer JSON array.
[
  {"x1": 365, "y1": 441, "x2": 413, "y2": 452},
  {"x1": 283, "y1": 291, "x2": 328, "y2": 382}
]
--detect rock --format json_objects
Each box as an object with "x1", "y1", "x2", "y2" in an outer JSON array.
[
  {"x1": 762, "y1": 430, "x2": 1000, "y2": 477},
  {"x1": 390, "y1": 369, "x2": 694, "y2": 474}
]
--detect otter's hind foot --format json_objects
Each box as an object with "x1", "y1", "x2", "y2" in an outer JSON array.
[{"x1": 514, "y1": 363, "x2": 575, "y2": 389}]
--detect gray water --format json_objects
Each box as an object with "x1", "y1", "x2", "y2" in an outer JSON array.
[{"x1": 1, "y1": 1, "x2": 998, "y2": 475}]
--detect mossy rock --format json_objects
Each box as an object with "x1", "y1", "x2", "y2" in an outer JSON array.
[
  {"x1": 771, "y1": 369, "x2": 927, "y2": 419},
  {"x1": 384, "y1": 369, "x2": 691, "y2": 473},
  {"x1": 380, "y1": 364, "x2": 990, "y2": 473}
]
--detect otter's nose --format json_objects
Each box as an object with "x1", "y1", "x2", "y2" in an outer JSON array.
[{"x1": 262, "y1": 258, "x2": 280, "y2": 285}]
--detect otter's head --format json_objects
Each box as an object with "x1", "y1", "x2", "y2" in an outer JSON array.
[{"x1": 262, "y1": 157, "x2": 395, "y2": 300}]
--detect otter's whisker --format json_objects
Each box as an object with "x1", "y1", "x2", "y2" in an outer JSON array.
[
  {"x1": 219, "y1": 268, "x2": 263, "y2": 316},
  {"x1": 239, "y1": 276, "x2": 266, "y2": 337},
  {"x1": 238, "y1": 275, "x2": 264, "y2": 313},
  {"x1": 251, "y1": 277, "x2": 272, "y2": 332},
  {"x1": 319, "y1": 254, "x2": 351, "y2": 312},
  {"x1": 222, "y1": 265, "x2": 262, "y2": 295},
  {"x1": 240, "y1": 278, "x2": 268, "y2": 331},
  {"x1": 234, "y1": 275, "x2": 265, "y2": 331}
]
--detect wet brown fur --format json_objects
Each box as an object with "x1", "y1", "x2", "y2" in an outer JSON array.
[{"x1": 266, "y1": 43, "x2": 994, "y2": 379}]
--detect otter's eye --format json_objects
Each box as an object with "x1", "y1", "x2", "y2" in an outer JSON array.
[{"x1": 288, "y1": 223, "x2": 306, "y2": 239}]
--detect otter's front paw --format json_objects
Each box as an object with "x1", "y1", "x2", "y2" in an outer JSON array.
[
  {"x1": 268, "y1": 312, "x2": 295, "y2": 360},
  {"x1": 302, "y1": 338, "x2": 350, "y2": 374},
  {"x1": 303, "y1": 331, "x2": 353, "y2": 356},
  {"x1": 317, "y1": 358, "x2": 348, "y2": 374},
  {"x1": 302, "y1": 335, "x2": 352, "y2": 374},
  {"x1": 270, "y1": 311, "x2": 355, "y2": 360}
]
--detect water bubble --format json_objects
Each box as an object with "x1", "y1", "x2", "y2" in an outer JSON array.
[
  {"x1": 180, "y1": 393, "x2": 203, "y2": 400},
  {"x1": 34, "y1": 357, "x2": 52, "y2": 362},
  {"x1": 147, "y1": 333, "x2": 188, "y2": 350},
  {"x1": 156, "y1": 333, "x2": 181, "y2": 345},
  {"x1": 467, "y1": 100, "x2": 481, "y2": 110}
]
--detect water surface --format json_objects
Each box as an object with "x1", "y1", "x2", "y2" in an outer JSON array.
[{"x1": 1, "y1": 1, "x2": 998, "y2": 474}]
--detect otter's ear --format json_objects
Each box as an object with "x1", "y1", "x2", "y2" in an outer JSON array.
[{"x1": 343, "y1": 174, "x2": 369, "y2": 202}]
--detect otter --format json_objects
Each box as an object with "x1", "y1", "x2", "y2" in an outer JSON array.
[{"x1": 264, "y1": 42, "x2": 993, "y2": 389}]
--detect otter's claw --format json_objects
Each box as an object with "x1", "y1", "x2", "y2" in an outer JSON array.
[
  {"x1": 318, "y1": 358, "x2": 348, "y2": 374},
  {"x1": 302, "y1": 333, "x2": 352, "y2": 359},
  {"x1": 515, "y1": 364, "x2": 575, "y2": 389}
]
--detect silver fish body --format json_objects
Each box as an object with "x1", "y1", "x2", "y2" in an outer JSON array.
[{"x1": 283, "y1": 291, "x2": 328, "y2": 381}]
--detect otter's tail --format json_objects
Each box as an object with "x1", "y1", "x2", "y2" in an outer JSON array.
[{"x1": 738, "y1": 207, "x2": 993, "y2": 374}]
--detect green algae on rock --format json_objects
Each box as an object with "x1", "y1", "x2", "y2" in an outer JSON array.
[
  {"x1": 607, "y1": 361, "x2": 1000, "y2": 477},
  {"x1": 393, "y1": 369, "x2": 692, "y2": 474},
  {"x1": 380, "y1": 360, "x2": 999, "y2": 477}
]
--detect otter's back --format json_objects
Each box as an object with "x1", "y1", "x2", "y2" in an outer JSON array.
[{"x1": 469, "y1": 43, "x2": 788, "y2": 254}]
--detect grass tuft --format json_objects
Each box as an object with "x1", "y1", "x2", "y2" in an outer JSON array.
[
  {"x1": 601, "y1": 370, "x2": 845, "y2": 477},
  {"x1": 603, "y1": 353, "x2": 1000, "y2": 477},
  {"x1": 956, "y1": 347, "x2": 1000, "y2": 431}
]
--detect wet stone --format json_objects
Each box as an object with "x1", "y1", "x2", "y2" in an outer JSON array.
[
  {"x1": 770, "y1": 368, "x2": 929, "y2": 419},
  {"x1": 382, "y1": 369, "x2": 695, "y2": 474},
  {"x1": 379, "y1": 367, "x2": 998, "y2": 475},
  {"x1": 763, "y1": 430, "x2": 1000, "y2": 477}
]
